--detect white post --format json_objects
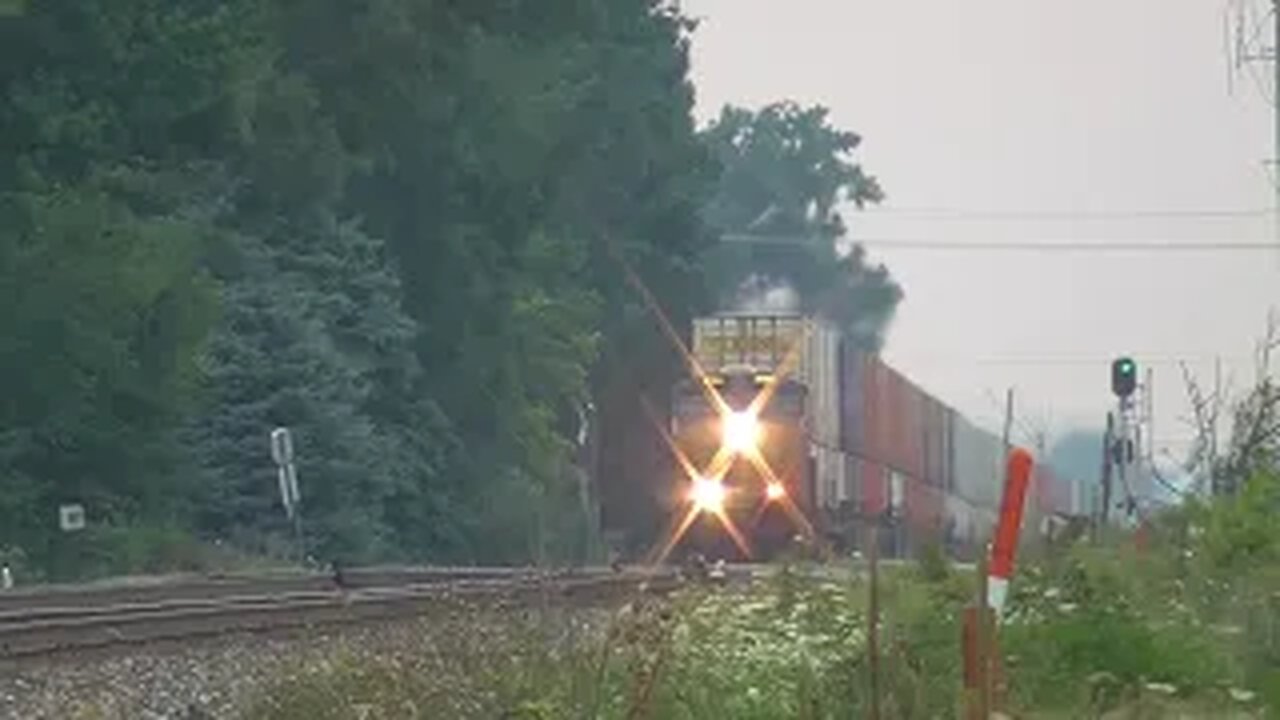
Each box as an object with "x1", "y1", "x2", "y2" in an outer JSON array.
[{"x1": 271, "y1": 427, "x2": 305, "y2": 562}]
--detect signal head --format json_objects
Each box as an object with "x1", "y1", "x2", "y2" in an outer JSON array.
[{"x1": 1111, "y1": 357, "x2": 1137, "y2": 398}]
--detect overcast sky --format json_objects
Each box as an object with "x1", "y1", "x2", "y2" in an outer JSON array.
[{"x1": 681, "y1": 0, "x2": 1279, "y2": 465}]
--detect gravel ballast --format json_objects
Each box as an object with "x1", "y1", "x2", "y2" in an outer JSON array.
[{"x1": 0, "y1": 600, "x2": 613, "y2": 720}]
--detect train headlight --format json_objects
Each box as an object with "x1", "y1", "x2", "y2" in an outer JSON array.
[
  {"x1": 690, "y1": 477, "x2": 726, "y2": 513},
  {"x1": 765, "y1": 482, "x2": 786, "y2": 501},
  {"x1": 723, "y1": 411, "x2": 761, "y2": 454}
]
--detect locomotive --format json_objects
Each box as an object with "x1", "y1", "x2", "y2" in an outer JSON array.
[
  {"x1": 654, "y1": 312, "x2": 1091, "y2": 564},
  {"x1": 668, "y1": 314, "x2": 818, "y2": 561}
]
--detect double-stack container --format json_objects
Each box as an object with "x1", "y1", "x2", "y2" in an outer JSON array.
[{"x1": 679, "y1": 312, "x2": 1073, "y2": 558}]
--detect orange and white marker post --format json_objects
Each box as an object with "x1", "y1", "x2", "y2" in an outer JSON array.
[
  {"x1": 987, "y1": 447, "x2": 1035, "y2": 614},
  {"x1": 964, "y1": 447, "x2": 1035, "y2": 718}
]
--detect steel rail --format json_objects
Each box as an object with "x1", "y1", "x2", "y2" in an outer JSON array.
[
  {"x1": 0, "y1": 569, "x2": 682, "y2": 661},
  {"x1": 0, "y1": 566, "x2": 568, "y2": 614}
]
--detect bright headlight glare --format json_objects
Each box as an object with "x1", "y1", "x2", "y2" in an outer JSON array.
[
  {"x1": 723, "y1": 411, "x2": 760, "y2": 453},
  {"x1": 690, "y1": 477, "x2": 725, "y2": 513}
]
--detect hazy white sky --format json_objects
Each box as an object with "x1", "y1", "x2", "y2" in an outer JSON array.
[{"x1": 682, "y1": 0, "x2": 1279, "y2": 461}]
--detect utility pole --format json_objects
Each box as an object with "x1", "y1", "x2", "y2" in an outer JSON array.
[
  {"x1": 1001, "y1": 388, "x2": 1014, "y2": 455},
  {"x1": 1231, "y1": 0, "x2": 1280, "y2": 258},
  {"x1": 1140, "y1": 366, "x2": 1155, "y2": 500},
  {"x1": 1116, "y1": 405, "x2": 1130, "y2": 519},
  {"x1": 1211, "y1": 355, "x2": 1223, "y2": 495},
  {"x1": 1145, "y1": 367, "x2": 1155, "y2": 466},
  {"x1": 1100, "y1": 412, "x2": 1114, "y2": 529},
  {"x1": 866, "y1": 519, "x2": 881, "y2": 720}
]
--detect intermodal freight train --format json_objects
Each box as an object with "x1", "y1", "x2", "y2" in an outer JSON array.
[{"x1": 656, "y1": 312, "x2": 1087, "y2": 562}]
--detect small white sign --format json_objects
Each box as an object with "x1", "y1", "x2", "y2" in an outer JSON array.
[
  {"x1": 277, "y1": 464, "x2": 301, "y2": 518},
  {"x1": 285, "y1": 464, "x2": 300, "y2": 506},
  {"x1": 270, "y1": 427, "x2": 294, "y2": 466},
  {"x1": 59, "y1": 504, "x2": 86, "y2": 532}
]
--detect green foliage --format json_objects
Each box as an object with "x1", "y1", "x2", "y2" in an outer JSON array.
[
  {"x1": 1194, "y1": 469, "x2": 1280, "y2": 573},
  {"x1": 0, "y1": 0, "x2": 717, "y2": 573},
  {"x1": 185, "y1": 221, "x2": 452, "y2": 564},
  {"x1": 242, "y1": 581, "x2": 871, "y2": 720},
  {"x1": 699, "y1": 101, "x2": 901, "y2": 348},
  {"x1": 1003, "y1": 551, "x2": 1235, "y2": 712},
  {"x1": 242, "y1": 539, "x2": 1275, "y2": 718},
  {"x1": 0, "y1": 188, "x2": 215, "y2": 578},
  {"x1": 1184, "y1": 470, "x2": 1280, "y2": 713},
  {"x1": 997, "y1": 479, "x2": 1280, "y2": 718},
  {"x1": 703, "y1": 103, "x2": 883, "y2": 236},
  {"x1": 913, "y1": 536, "x2": 952, "y2": 584}
]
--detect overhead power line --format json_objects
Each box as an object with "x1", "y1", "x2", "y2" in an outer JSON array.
[
  {"x1": 889, "y1": 355, "x2": 1253, "y2": 367},
  {"x1": 857, "y1": 207, "x2": 1276, "y2": 221},
  {"x1": 719, "y1": 233, "x2": 1276, "y2": 252},
  {"x1": 854, "y1": 239, "x2": 1275, "y2": 252}
]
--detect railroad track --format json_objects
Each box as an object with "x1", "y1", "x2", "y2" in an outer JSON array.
[
  {"x1": 0, "y1": 566, "x2": 695, "y2": 661},
  {"x1": 0, "y1": 560, "x2": 971, "y2": 660}
]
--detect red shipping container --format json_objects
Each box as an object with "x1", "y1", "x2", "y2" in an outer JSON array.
[
  {"x1": 861, "y1": 459, "x2": 888, "y2": 515},
  {"x1": 902, "y1": 376, "x2": 924, "y2": 480},
  {"x1": 922, "y1": 396, "x2": 951, "y2": 488},
  {"x1": 858, "y1": 359, "x2": 938, "y2": 488},
  {"x1": 866, "y1": 361, "x2": 914, "y2": 480},
  {"x1": 941, "y1": 404, "x2": 956, "y2": 491},
  {"x1": 839, "y1": 345, "x2": 865, "y2": 454},
  {"x1": 861, "y1": 359, "x2": 884, "y2": 468},
  {"x1": 903, "y1": 374, "x2": 927, "y2": 481},
  {"x1": 904, "y1": 472, "x2": 945, "y2": 539}
]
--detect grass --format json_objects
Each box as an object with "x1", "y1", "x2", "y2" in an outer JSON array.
[
  {"x1": 239, "y1": 559, "x2": 1275, "y2": 719},
  {"x1": 242, "y1": 566, "x2": 968, "y2": 719},
  {"x1": 244, "y1": 476, "x2": 1280, "y2": 718}
]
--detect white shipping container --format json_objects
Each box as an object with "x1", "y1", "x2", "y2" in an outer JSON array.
[{"x1": 800, "y1": 320, "x2": 844, "y2": 510}]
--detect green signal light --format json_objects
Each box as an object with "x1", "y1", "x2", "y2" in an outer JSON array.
[{"x1": 1112, "y1": 357, "x2": 1138, "y2": 398}]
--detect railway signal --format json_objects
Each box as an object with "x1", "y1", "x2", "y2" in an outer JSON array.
[
  {"x1": 270, "y1": 427, "x2": 300, "y2": 518},
  {"x1": 1111, "y1": 357, "x2": 1137, "y2": 399},
  {"x1": 270, "y1": 427, "x2": 305, "y2": 562}
]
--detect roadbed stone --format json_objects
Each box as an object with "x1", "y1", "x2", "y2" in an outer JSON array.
[{"x1": 0, "y1": 601, "x2": 611, "y2": 720}]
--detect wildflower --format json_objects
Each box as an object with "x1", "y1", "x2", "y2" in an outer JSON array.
[{"x1": 1228, "y1": 688, "x2": 1256, "y2": 703}]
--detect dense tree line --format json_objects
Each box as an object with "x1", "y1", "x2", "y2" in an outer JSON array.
[{"x1": 0, "y1": 1, "x2": 897, "y2": 579}]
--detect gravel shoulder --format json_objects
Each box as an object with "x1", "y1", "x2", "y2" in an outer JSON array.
[{"x1": 0, "y1": 598, "x2": 612, "y2": 720}]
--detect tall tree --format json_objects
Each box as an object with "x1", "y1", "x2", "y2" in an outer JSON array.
[
  {"x1": 700, "y1": 101, "x2": 901, "y2": 349},
  {"x1": 264, "y1": 0, "x2": 718, "y2": 560},
  {"x1": 0, "y1": 0, "x2": 723, "y2": 572},
  {"x1": 0, "y1": 0, "x2": 257, "y2": 576}
]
